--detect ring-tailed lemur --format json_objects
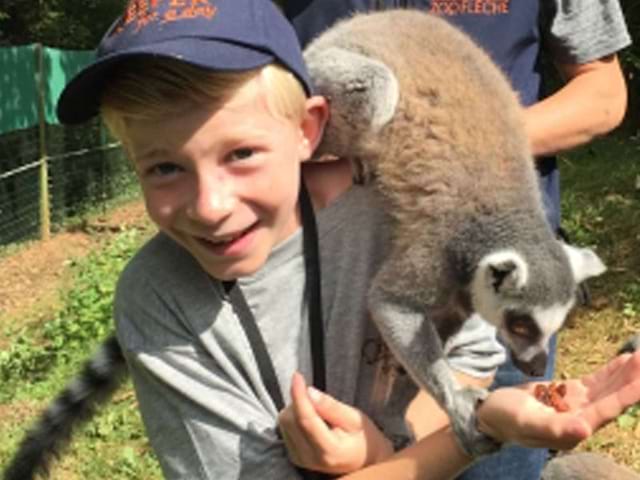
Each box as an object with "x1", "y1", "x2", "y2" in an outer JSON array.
[
  {"x1": 302, "y1": 10, "x2": 607, "y2": 455},
  {"x1": 3, "y1": 9, "x2": 621, "y2": 478}
]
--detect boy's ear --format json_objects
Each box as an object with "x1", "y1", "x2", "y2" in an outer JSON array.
[{"x1": 299, "y1": 95, "x2": 329, "y2": 161}]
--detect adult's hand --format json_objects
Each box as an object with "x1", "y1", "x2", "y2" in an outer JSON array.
[{"x1": 477, "y1": 351, "x2": 640, "y2": 451}]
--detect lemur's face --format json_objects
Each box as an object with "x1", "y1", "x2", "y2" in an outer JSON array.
[
  {"x1": 471, "y1": 244, "x2": 606, "y2": 377},
  {"x1": 496, "y1": 303, "x2": 574, "y2": 376}
]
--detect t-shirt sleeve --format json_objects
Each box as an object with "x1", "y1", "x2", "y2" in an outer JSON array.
[
  {"x1": 114, "y1": 242, "x2": 301, "y2": 480},
  {"x1": 123, "y1": 348, "x2": 299, "y2": 480},
  {"x1": 443, "y1": 314, "x2": 506, "y2": 379},
  {"x1": 542, "y1": 0, "x2": 631, "y2": 64}
]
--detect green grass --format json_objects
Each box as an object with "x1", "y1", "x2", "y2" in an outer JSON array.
[
  {"x1": 560, "y1": 134, "x2": 640, "y2": 307},
  {"x1": 0, "y1": 227, "x2": 162, "y2": 479},
  {"x1": 556, "y1": 132, "x2": 640, "y2": 469}
]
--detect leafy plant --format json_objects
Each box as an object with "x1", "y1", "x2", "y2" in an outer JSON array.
[
  {"x1": 617, "y1": 404, "x2": 640, "y2": 430},
  {"x1": 0, "y1": 223, "x2": 160, "y2": 478},
  {"x1": 0, "y1": 228, "x2": 143, "y2": 390},
  {"x1": 0, "y1": 0, "x2": 127, "y2": 48}
]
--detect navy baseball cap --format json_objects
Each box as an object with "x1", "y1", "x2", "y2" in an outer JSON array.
[{"x1": 57, "y1": 0, "x2": 312, "y2": 124}]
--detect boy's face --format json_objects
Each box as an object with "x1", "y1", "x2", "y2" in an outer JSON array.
[{"x1": 126, "y1": 78, "x2": 320, "y2": 280}]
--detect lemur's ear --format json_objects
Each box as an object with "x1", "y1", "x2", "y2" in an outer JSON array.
[
  {"x1": 481, "y1": 250, "x2": 528, "y2": 294},
  {"x1": 304, "y1": 46, "x2": 399, "y2": 131},
  {"x1": 562, "y1": 244, "x2": 606, "y2": 284}
]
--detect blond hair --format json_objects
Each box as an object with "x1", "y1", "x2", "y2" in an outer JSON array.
[{"x1": 101, "y1": 58, "x2": 308, "y2": 146}]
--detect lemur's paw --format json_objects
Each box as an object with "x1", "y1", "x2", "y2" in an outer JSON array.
[
  {"x1": 450, "y1": 387, "x2": 502, "y2": 458},
  {"x1": 618, "y1": 334, "x2": 640, "y2": 355}
]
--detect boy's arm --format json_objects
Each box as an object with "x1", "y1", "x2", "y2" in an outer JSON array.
[
  {"x1": 287, "y1": 350, "x2": 640, "y2": 479},
  {"x1": 280, "y1": 371, "x2": 475, "y2": 478},
  {"x1": 279, "y1": 316, "x2": 502, "y2": 474},
  {"x1": 405, "y1": 371, "x2": 493, "y2": 440},
  {"x1": 114, "y1": 237, "x2": 304, "y2": 480},
  {"x1": 403, "y1": 313, "x2": 503, "y2": 438},
  {"x1": 120, "y1": 324, "x2": 303, "y2": 480},
  {"x1": 342, "y1": 425, "x2": 473, "y2": 480}
]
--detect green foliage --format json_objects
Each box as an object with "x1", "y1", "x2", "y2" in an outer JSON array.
[
  {"x1": 0, "y1": 0, "x2": 127, "y2": 48},
  {"x1": 617, "y1": 404, "x2": 640, "y2": 430},
  {"x1": 560, "y1": 137, "x2": 640, "y2": 256},
  {"x1": 0, "y1": 228, "x2": 142, "y2": 393},
  {"x1": 0, "y1": 224, "x2": 161, "y2": 478},
  {"x1": 43, "y1": 229, "x2": 139, "y2": 350}
]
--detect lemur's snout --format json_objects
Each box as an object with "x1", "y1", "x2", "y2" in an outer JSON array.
[{"x1": 512, "y1": 351, "x2": 547, "y2": 377}]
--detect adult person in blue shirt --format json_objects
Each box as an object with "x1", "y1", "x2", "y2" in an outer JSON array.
[{"x1": 282, "y1": 1, "x2": 631, "y2": 479}]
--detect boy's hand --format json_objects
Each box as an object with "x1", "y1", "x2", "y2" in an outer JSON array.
[
  {"x1": 278, "y1": 372, "x2": 393, "y2": 474},
  {"x1": 476, "y1": 351, "x2": 640, "y2": 451}
]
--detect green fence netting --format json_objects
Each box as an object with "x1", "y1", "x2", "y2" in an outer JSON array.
[
  {"x1": 0, "y1": 45, "x2": 94, "y2": 134},
  {"x1": 44, "y1": 47, "x2": 96, "y2": 127},
  {"x1": 0, "y1": 46, "x2": 39, "y2": 134},
  {"x1": 0, "y1": 45, "x2": 137, "y2": 248}
]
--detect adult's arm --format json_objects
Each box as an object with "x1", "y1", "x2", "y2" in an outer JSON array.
[
  {"x1": 527, "y1": 0, "x2": 631, "y2": 156},
  {"x1": 524, "y1": 54, "x2": 627, "y2": 156}
]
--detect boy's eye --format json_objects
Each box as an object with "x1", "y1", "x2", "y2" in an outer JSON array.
[
  {"x1": 146, "y1": 162, "x2": 182, "y2": 178},
  {"x1": 229, "y1": 148, "x2": 255, "y2": 162}
]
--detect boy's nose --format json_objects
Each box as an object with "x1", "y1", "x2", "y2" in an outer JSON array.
[{"x1": 186, "y1": 175, "x2": 236, "y2": 224}]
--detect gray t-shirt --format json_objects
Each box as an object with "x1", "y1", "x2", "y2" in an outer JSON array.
[
  {"x1": 542, "y1": 0, "x2": 631, "y2": 65},
  {"x1": 115, "y1": 185, "x2": 505, "y2": 479}
]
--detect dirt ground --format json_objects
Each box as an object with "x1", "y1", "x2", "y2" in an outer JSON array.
[{"x1": 0, "y1": 200, "x2": 151, "y2": 334}]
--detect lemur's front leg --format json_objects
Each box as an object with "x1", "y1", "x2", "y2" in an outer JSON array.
[{"x1": 368, "y1": 289, "x2": 502, "y2": 457}]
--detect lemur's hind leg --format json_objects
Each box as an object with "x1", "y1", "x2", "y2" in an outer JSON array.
[{"x1": 367, "y1": 285, "x2": 501, "y2": 457}]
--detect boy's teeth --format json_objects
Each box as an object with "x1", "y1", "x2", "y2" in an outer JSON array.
[{"x1": 210, "y1": 233, "x2": 239, "y2": 244}]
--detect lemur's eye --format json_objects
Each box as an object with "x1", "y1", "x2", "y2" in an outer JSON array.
[
  {"x1": 505, "y1": 311, "x2": 540, "y2": 341},
  {"x1": 510, "y1": 322, "x2": 530, "y2": 337}
]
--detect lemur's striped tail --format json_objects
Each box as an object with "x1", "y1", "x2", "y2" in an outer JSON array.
[
  {"x1": 618, "y1": 334, "x2": 640, "y2": 355},
  {"x1": 3, "y1": 335, "x2": 127, "y2": 480}
]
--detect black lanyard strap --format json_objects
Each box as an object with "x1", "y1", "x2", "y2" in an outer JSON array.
[
  {"x1": 300, "y1": 179, "x2": 326, "y2": 394},
  {"x1": 222, "y1": 181, "x2": 330, "y2": 479},
  {"x1": 224, "y1": 281, "x2": 287, "y2": 409},
  {"x1": 222, "y1": 180, "x2": 326, "y2": 410}
]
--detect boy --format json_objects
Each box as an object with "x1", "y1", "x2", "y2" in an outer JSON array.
[{"x1": 55, "y1": 0, "x2": 640, "y2": 478}]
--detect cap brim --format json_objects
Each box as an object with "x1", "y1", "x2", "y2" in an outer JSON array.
[{"x1": 56, "y1": 38, "x2": 275, "y2": 125}]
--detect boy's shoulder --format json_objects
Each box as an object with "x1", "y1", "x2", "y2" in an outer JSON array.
[
  {"x1": 121, "y1": 232, "x2": 204, "y2": 284},
  {"x1": 317, "y1": 183, "x2": 388, "y2": 236},
  {"x1": 114, "y1": 232, "x2": 225, "y2": 351},
  {"x1": 115, "y1": 232, "x2": 220, "y2": 315}
]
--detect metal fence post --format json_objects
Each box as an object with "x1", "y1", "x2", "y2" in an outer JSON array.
[{"x1": 35, "y1": 43, "x2": 50, "y2": 240}]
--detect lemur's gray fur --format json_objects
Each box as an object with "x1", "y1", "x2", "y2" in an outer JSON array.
[
  {"x1": 619, "y1": 334, "x2": 640, "y2": 355},
  {"x1": 303, "y1": 9, "x2": 607, "y2": 456},
  {"x1": 5, "y1": 9, "x2": 632, "y2": 479}
]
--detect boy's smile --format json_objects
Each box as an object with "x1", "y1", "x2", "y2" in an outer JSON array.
[{"x1": 126, "y1": 77, "x2": 316, "y2": 280}]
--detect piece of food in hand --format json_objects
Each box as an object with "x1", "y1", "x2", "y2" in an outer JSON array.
[{"x1": 534, "y1": 382, "x2": 569, "y2": 412}]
